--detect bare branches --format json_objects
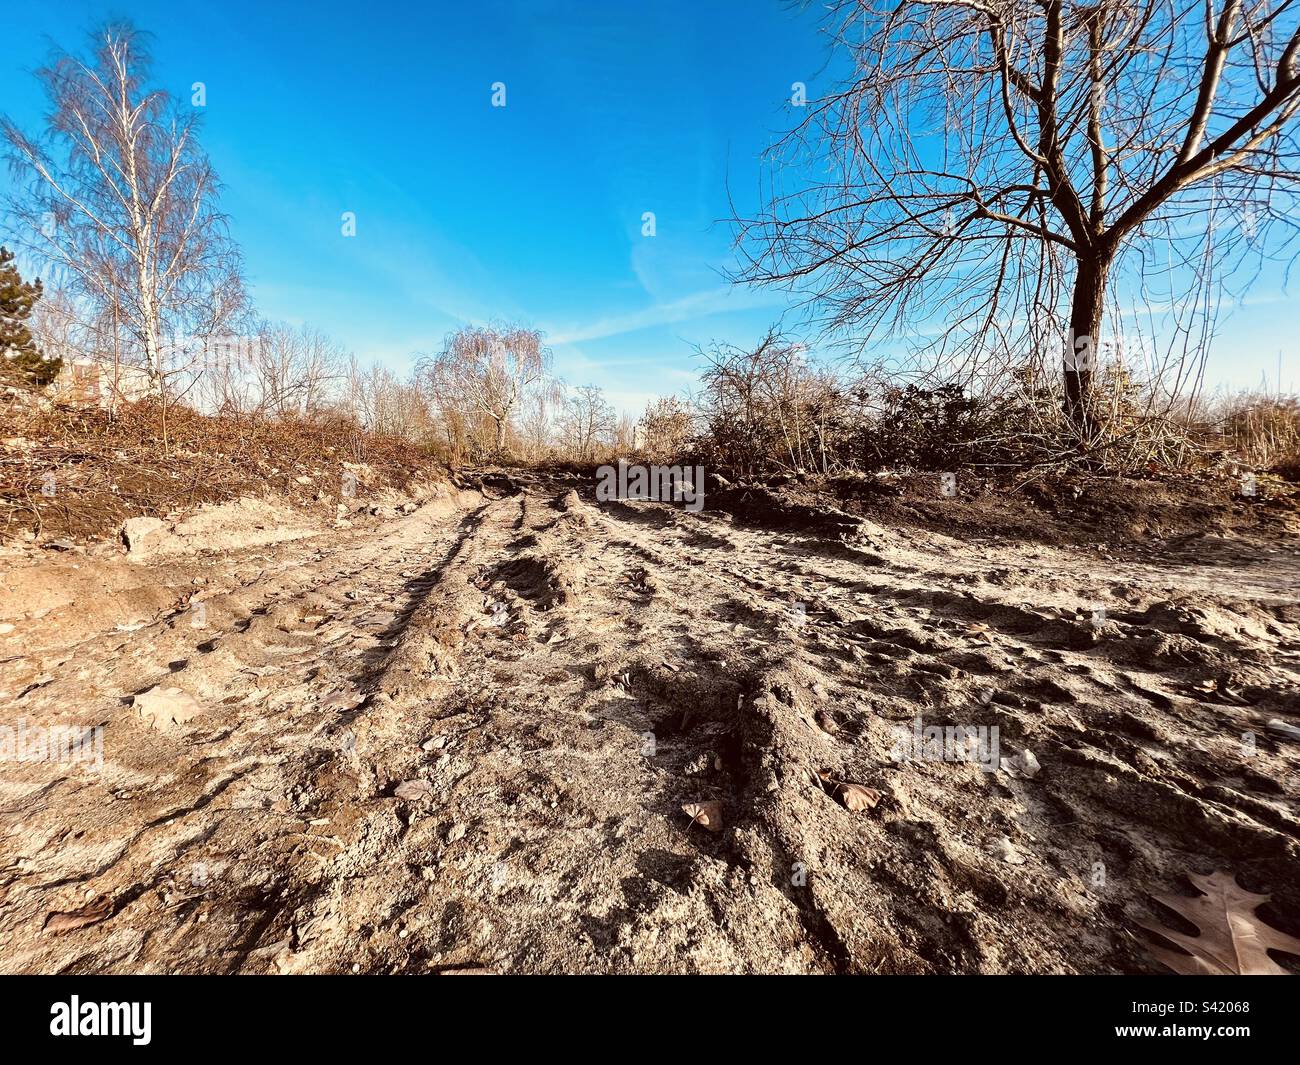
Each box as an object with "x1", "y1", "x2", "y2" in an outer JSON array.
[
  {"x1": 733, "y1": 0, "x2": 1300, "y2": 434},
  {"x1": 416, "y1": 323, "x2": 552, "y2": 457},
  {"x1": 2, "y1": 21, "x2": 245, "y2": 390}
]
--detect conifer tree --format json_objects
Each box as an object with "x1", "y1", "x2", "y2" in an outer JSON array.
[{"x1": 0, "y1": 246, "x2": 58, "y2": 388}]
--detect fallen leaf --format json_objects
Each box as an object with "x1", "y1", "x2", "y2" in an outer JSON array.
[
  {"x1": 1137, "y1": 870, "x2": 1300, "y2": 975},
  {"x1": 682, "y1": 801, "x2": 723, "y2": 833},
  {"x1": 393, "y1": 780, "x2": 434, "y2": 801},
  {"x1": 132, "y1": 686, "x2": 204, "y2": 730},
  {"x1": 817, "y1": 770, "x2": 881, "y2": 812},
  {"x1": 44, "y1": 896, "x2": 112, "y2": 934},
  {"x1": 838, "y1": 782, "x2": 882, "y2": 811}
]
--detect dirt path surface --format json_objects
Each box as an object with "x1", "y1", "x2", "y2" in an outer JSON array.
[{"x1": 2, "y1": 475, "x2": 1298, "y2": 973}]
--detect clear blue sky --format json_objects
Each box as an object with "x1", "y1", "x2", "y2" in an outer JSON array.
[{"x1": 2, "y1": 0, "x2": 1296, "y2": 411}]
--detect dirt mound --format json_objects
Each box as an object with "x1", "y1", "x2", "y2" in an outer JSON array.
[
  {"x1": 0, "y1": 396, "x2": 446, "y2": 546},
  {"x1": 727, "y1": 468, "x2": 1300, "y2": 561}
]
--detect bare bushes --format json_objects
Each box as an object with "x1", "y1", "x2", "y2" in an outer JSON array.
[{"x1": 687, "y1": 330, "x2": 1297, "y2": 481}]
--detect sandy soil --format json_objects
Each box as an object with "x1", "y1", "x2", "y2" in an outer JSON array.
[{"x1": 1, "y1": 472, "x2": 1298, "y2": 973}]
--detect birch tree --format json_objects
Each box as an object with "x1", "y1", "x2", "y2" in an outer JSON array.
[{"x1": 2, "y1": 21, "x2": 245, "y2": 392}]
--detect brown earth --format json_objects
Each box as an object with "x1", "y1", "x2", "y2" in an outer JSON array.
[
  {"x1": 1, "y1": 468, "x2": 1298, "y2": 974},
  {"x1": 1, "y1": 398, "x2": 439, "y2": 545}
]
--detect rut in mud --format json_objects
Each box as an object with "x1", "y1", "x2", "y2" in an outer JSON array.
[{"x1": 1, "y1": 474, "x2": 1298, "y2": 973}]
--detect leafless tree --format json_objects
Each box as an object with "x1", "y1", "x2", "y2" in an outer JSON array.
[
  {"x1": 251, "y1": 322, "x2": 346, "y2": 417},
  {"x1": 2, "y1": 22, "x2": 246, "y2": 399},
  {"x1": 639, "y1": 395, "x2": 698, "y2": 460},
  {"x1": 734, "y1": 0, "x2": 1300, "y2": 436},
  {"x1": 518, "y1": 385, "x2": 562, "y2": 461},
  {"x1": 696, "y1": 329, "x2": 841, "y2": 475},
  {"x1": 417, "y1": 323, "x2": 551, "y2": 456},
  {"x1": 559, "y1": 384, "x2": 617, "y2": 461}
]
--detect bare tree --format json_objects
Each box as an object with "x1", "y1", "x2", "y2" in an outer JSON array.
[
  {"x1": 735, "y1": 0, "x2": 1300, "y2": 436},
  {"x1": 696, "y1": 329, "x2": 842, "y2": 475},
  {"x1": 251, "y1": 322, "x2": 346, "y2": 418},
  {"x1": 518, "y1": 384, "x2": 562, "y2": 461},
  {"x1": 2, "y1": 22, "x2": 245, "y2": 396},
  {"x1": 559, "y1": 384, "x2": 617, "y2": 462},
  {"x1": 639, "y1": 395, "x2": 697, "y2": 460},
  {"x1": 417, "y1": 323, "x2": 550, "y2": 456}
]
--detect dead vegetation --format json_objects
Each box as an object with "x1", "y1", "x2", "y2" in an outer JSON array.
[{"x1": 0, "y1": 396, "x2": 442, "y2": 544}]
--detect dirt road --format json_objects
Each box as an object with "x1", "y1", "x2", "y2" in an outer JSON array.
[{"x1": 2, "y1": 475, "x2": 1298, "y2": 973}]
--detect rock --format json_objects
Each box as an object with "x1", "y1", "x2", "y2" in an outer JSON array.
[
  {"x1": 991, "y1": 836, "x2": 1026, "y2": 865},
  {"x1": 133, "y1": 686, "x2": 204, "y2": 730},
  {"x1": 120, "y1": 516, "x2": 167, "y2": 556},
  {"x1": 446, "y1": 822, "x2": 467, "y2": 842},
  {"x1": 0, "y1": 623, "x2": 14, "y2": 636},
  {"x1": 999, "y1": 748, "x2": 1042, "y2": 779},
  {"x1": 1267, "y1": 718, "x2": 1300, "y2": 741}
]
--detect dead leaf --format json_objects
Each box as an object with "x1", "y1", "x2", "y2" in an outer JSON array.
[
  {"x1": 44, "y1": 896, "x2": 112, "y2": 934},
  {"x1": 838, "y1": 782, "x2": 882, "y2": 811},
  {"x1": 1137, "y1": 870, "x2": 1300, "y2": 975},
  {"x1": 817, "y1": 770, "x2": 881, "y2": 812},
  {"x1": 682, "y1": 801, "x2": 723, "y2": 833},
  {"x1": 394, "y1": 780, "x2": 434, "y2": 801}
]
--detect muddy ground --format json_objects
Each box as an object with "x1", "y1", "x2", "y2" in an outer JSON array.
[{"x1": 1, "y1": 470, "x2": 1298, "y2": 973}]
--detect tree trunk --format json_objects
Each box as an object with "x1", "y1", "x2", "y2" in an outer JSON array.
[{"x1": 1065, "y1": 253, "x2": 1110, "y2": 439}]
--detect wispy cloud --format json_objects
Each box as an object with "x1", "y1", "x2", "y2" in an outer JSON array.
[{"x1": 544, "y1": 284, "x2": 786, "y2": 344}]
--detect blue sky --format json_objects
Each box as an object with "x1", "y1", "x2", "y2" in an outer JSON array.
[{"x1": 2, "y1": 0, "x2": 1297, "y2": 412}]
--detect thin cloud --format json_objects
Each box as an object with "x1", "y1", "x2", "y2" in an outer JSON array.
[{"x1": 545, "y1": 285, "x2": 786, "y2": 345}]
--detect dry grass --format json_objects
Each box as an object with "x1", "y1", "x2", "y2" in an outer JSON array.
[
  {"x1": 1200, "y1": 392, "x2": 1300, "y2": 477},
  {"x1": 0, "y1": 397, "x2": 442, "y2": 543}
]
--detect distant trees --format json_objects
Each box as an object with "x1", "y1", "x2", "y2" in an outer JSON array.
[
  {"x1": 0, "y1": 246, "x2": 58, "y2": 387},
  {"x1": 559, "y1": 384, "x2": 617, "y2": 461},
  {"x1": 251, "y1": 323, "x2": 346, "y2": 418},
  {"x1": 696, "y1": 330, "x2": 842, "y2": 477},
  {"x1": 1, "y1": 21, "x2": 245, "y2": 393},
  {"x1": 418, "y1": 324, "x2": 551, "y2": 455},
  {"x1": 638, "y1": 395, "x2": 696, "y2": 461}
]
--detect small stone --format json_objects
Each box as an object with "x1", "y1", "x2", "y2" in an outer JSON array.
[{"x1": 992, "y1": 836, "x2": 1026, "y2": 865}]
